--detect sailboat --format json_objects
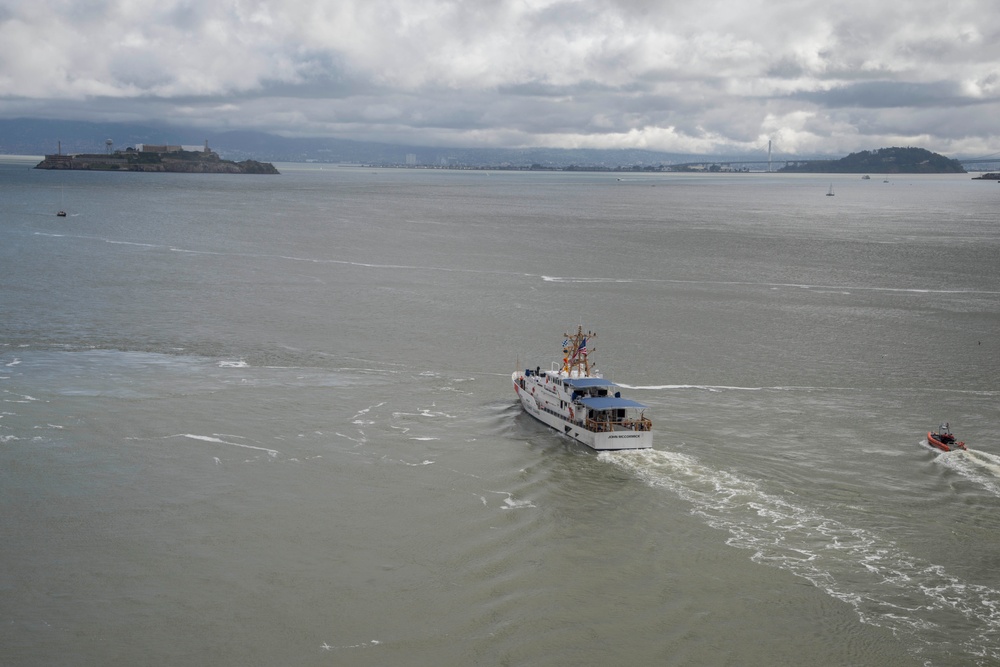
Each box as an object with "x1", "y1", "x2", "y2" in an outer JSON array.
[
  {"x1": 56, "y1": 186, "x2": 67, "y2": 216},
  {"x1": 826, "y1": 184, "x2": 835, "y2": 196}
]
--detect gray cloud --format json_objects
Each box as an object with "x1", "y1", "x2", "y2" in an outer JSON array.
[
  {"x1": 794, "y1": 80, "x2": 976, "y2": 109},
  {"x1": 0, "y1": 0, "x2": 997, "y2": 155}
]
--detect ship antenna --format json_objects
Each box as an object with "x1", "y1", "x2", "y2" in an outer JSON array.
[{"x1": 562, "y1": 325, "x2": 596, "y2": 376}]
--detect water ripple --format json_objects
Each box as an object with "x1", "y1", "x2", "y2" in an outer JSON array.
[{"x1": 603, "y1": 448, "x2": 1000, "y2": 664}]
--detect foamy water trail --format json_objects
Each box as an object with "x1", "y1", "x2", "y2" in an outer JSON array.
[
  {"x1": 618, "y1": 383, "x2": 770, "y2": 392},
  {"x1": 172, "y1": 434, "x2": 279, "y2": 457},
  {"x1": 34, "y1": 233, "x2": 1000, "y2": 296},
  {"x1": 936, "y1": 448, "x2": 1000, "y2": 496},
  {"x1": 601, "y1": 449, "x2": 1000, "y2": 662},
  {"x1": 620, "y1": 383, "x2": 999, "y2": 397},
  {"x1": 540, "y1": 273, "x2": 1000, "y2": 295},
  {"x1": 964, "y1": 449, "x2": 1000, "y2": 477}
]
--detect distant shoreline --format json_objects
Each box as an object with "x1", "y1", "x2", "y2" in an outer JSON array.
[{"x1": 5, "y1": 153, "x2": 995, "y2": 175}]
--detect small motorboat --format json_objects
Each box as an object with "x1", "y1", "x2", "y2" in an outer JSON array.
[{"x1": 927, "y1": 422, "x2": 966, "y2": 452}]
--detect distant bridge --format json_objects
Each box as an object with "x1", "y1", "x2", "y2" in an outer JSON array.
[
  {"x1": 956, "y1": 151, "x2": 1000, "y2": 171},
  {"x1": 669, "y1": 157, "x2": 1000, "y2": 173}
]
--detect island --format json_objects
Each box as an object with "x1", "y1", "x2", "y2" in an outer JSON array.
[
  {"x1": 35, "y1": 143, "x2": 279, "y2": 174},
  {"x1": 778, "y1": 147, "x2": 965, "y2": 174}
]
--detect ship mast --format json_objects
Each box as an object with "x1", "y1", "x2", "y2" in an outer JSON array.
[{"x1": 562, "y1": 326, "x2": 596, "y2": 376}]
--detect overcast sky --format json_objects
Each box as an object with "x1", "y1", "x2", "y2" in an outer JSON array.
[{"x1": 1, "y1": 0, "x2": 998, "y2": 156}]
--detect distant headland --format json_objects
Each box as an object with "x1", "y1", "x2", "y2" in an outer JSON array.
[
  {"x1": 34, "y1": 142, "x2": 279, "y2": 174},
  {"x1": 777, "y1": 147, "x2": 965, "y2": 174}
]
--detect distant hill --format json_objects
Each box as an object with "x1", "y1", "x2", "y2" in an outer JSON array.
[
  {"x1": 0, "y1": 118, "x2": 783, "y2": 168},
  {"x1": 0, "y1": 119, "x2": 969, "y2": 172},
  {"x1": 778, "y1": 147, "x2": 966, "y2": 174},
  {"x1": 0, "y1": 118, "x2": 709, "y2": 167}
]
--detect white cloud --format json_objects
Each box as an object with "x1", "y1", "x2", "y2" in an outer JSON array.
[{"x1": 0, "y1": 0, "x2": 998, "y2": 155}]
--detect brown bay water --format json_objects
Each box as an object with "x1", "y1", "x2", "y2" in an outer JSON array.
[{"x1": 2, "y1": 159, "x2": 999, "y2": 666}]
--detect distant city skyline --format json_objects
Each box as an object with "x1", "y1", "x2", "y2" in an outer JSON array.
[
  {"x1": 5, "y1": 118, "x2": 1000, "y2": 172},
  {"x1": 1, "y1": 1, "x2": 997, "y2": 157}
]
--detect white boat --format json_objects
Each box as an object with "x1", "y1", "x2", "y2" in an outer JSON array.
[{"x1": 512, "y1": 327, "x2": 652, "y2": 450}]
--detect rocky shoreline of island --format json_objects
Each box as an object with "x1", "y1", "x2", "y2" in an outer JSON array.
[{"x1": 35, "y1": 143, "x2": 279, "y2": 174}]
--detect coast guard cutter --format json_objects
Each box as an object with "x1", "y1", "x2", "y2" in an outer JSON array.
[{"x1": 513, "y1": 327, "x2": 652, "y2": 450}]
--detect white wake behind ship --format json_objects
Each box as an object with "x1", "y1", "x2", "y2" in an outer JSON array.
[{"x1": 512, "y1": 327, "x2": 652, "y2": 450}]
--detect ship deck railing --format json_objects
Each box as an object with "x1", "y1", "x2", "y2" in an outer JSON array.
[
  {"x1": 586, "y1": 417, "x2": 652, "y2": 433},
  {"x1": 534, "y1": 404, "x2": 651, "y2": 433}
]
